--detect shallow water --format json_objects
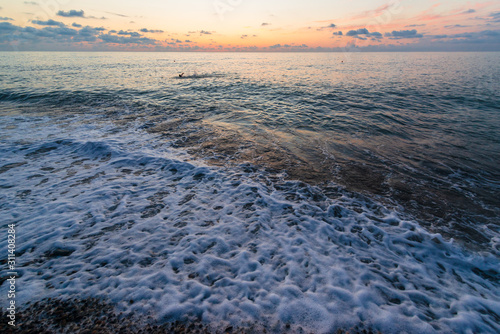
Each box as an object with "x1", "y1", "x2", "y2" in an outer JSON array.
[{"x1": 0, "y1": 52, "x2": 499, "y2": 333}]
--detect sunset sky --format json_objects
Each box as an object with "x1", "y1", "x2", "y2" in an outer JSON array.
[{"x1": 0, "y1": 0, "x2": 499, "y2": 51}]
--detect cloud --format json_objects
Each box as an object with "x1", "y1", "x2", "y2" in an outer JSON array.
[
  {"x1": 11, "y1": 25, "x2": 78, "y2": 41},
  {"x1": 74, "y1": 26, "x2": 103, "y2": 41},
  {"x1": 427, "y1": 29, "x2": 500, "y2": 46},
  {"x1": 317, "y1": 23, "x2": 337, "y2": 31},
  {"x1": 385, "y1": 29, "x2": 423, "y2": 39},
  {"x1": 104, "y1": 11, "x2": 128, "y2": 18},
  {"x1": 0, "y1": 17, "x2": 13, "y2": 21},
  {"x1": 199, "y1": 30, "x2": 212, "y2": 35},
  {"x1": 333, "y1": 31, "x2": 343, "y2": 36},
  {"x1": 140, "y1": 28, "x2": 164, "y2": 33},
  {"x1": 346, "y1": 28, "x2": 369, "y2": 36},
  {"x1": 72, "y1": 23, "x2": 82, "y2": 28},
  {"x1": 261, "y1": 23, "x2": 270, "y2": 26},
  {"x1": 100, "y1": 34, "x2": 156, "y2": 45},
  {"x1": 117, "y1": 30, "x2": 141, "y2": 37},
  {"x1": 57, "y1": 10, "x2": 84, "y2": 18},
  {"x1": 0, "y1": 22, "x2": 20, "y2": 33},
  {"x1": 269, "y1": 43, "x2": 308, "y2": 49},
  {"x1": 444, "y1": 24, "x2": 469, "y2": 28},
  {"x1": 43, "y1": 26, "x2": 78, "y2": 36},
  {"x1": 405, "y1": 24, "x2": 426, "y2": 27},
  {"x1": 346, "y1": 2, "x2": 399, "y2": 21},
  {"x1": 24, "y1": 1, "x2": 37, "y2": 5},
  {"x1": 488, "y1": 11, "x2": 500, "y2": 22},
  {"x1": 32, "y1": 19, "x2": 65, "y2": 27},
  {"x1": 0, "y1": 21, "x2": 160, "y2": 48},
  {"x1": 462, "y1": 9, "x2": 476, "y2": 14},
  {"x1": 345, "y1": 28, "x2": 383, "y2": 39}
]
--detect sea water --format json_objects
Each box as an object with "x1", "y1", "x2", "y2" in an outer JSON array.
[{"x1": 0, "y1": 52, "x2": 499, "y2": 333}]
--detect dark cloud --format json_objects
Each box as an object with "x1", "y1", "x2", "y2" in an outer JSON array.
[
  {"x1": 0, "y1": 17, "x2": 13, "y2": 21},
  {"x1": 405, "y1": 24, "x2": 426, "y2": 27},
  {"x1": 32, "y1": 19, "x2": 65, "y2": 27},
  {"x1": 43, "y1": 26, "x2": 78, "y2": 36},
  {"x1": 269, "y1": 43, "x2": 308, "y2": 49},
  {"x1": 0, "y1": 22, "x2": 20, "y2": 33},
  {"x1": 100, "y1": 34, "x2": 156, "y2": 45},
  {"x1": 488, "y1": 11, "x2": 500, "y2": 22},
  {"x1": 462, "y1": 9, "x2": 476, "y2": 14},
  {"x1": 57, "y1": 10, "x2": 84, "y2": 18},
  {"x1": 346, "y1": 28, "x2": 382, "y2": 39},
  {"x1": 0, "y1": 21, "x2": 160, "y2": 48},
  {"x1": 445, "y1": 24, "x2": 469, "y2": 28},
  {"x1": 332, "y1": 31, "x2": 343, "y2": 36},
  {"x1": 261, "y1": 23, "x2": 270, "y2": 26},
  {"x1": 346, "y1": 28, "x2": 369, "y2": 36},
  {"x1": 241, "y1": 34, "x2": 248, "y2": 39},
  {"x1": 185, "y1": 40, "x2": 191, "y2": 43},
  {"x1": 72, "y1": 23, "x2": 82, "y2": 28},
  {"x1": 433, "y1": 35, "x2": 448, "y2": 39},
  {"x1": 139, "y1": 28, "x2": 164, "y2": 33},
  {"x1": 199, "y1": 30, "x2": 212, "y2": 35},
  {"x1": 479, "y1": 30, "x2": 500, "y2": 37},
  {"x1": 74, "y1": 26, "x2": 102, "y2": 42},
  {"x1": 117, "y1": 30, "x2": 141, "y2": 37},
  {"x1": 385, "y1": 29, "x2": 423, "y2": 39},
  {"x1": 427, "y1": 30, "x2": 500, "y2": 48},
  {"x1": 317, "y1": 23, "x2": 337, "y2": 31}
]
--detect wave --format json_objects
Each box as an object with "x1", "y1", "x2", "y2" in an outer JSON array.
[{"x1": 0, "y1": 114, "x2": 499, "y2": 333}]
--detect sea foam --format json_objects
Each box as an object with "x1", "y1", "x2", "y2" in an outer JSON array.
[{"x1": 0, "y1": 114, "x2": 499, "y2": 333}]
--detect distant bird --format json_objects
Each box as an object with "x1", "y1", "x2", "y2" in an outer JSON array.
[{"x1": 179, "y1": 72, "x2": 184, "y2": 77}]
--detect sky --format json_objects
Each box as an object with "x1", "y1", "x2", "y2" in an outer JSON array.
[{"x1": 0, "y1": 0, "x2": 499, "y2": 51}]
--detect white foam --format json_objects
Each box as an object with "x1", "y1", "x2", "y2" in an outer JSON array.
[{"x1": 1, "y1": 114, "x2": 499, "y2": 333}]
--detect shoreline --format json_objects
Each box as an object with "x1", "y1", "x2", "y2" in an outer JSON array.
[{"x1": 0, "y1": 298, "x2": 382, "y2": 334}]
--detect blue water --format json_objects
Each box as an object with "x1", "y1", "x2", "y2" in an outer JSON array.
[
  {"x1": 1, "y1": 51, "x2": 498, "y2": 245},
  {"x1": 1, "y1": 52, "x2": 499, "y2": 333}
]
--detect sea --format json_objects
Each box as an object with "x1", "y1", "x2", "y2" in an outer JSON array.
[{"x1": 0, "y1": 52, "x2": 499, "y2": 333}]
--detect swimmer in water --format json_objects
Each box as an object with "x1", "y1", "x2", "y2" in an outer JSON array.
[{"x1": 179, "y1": 72, "x2": 184, "y2": 78}]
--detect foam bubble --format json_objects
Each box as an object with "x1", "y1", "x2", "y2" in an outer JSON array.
[{"x1": 0, "y1": 114, "x2": 499, "y2": 333}]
